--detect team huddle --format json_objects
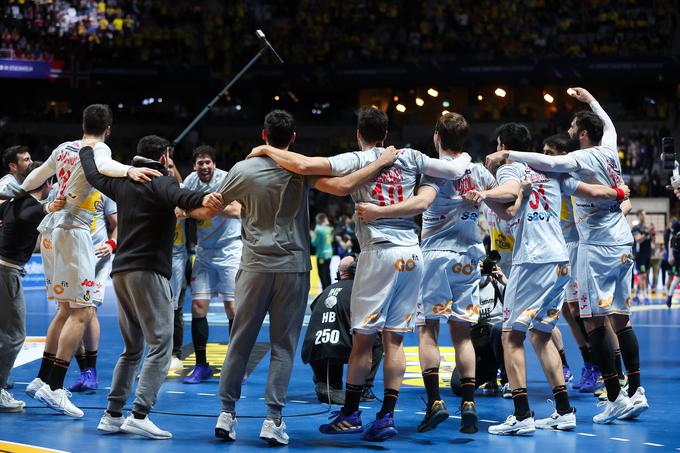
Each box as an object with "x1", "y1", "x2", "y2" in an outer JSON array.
[{"x1": 0, "y1": 87, "x2": 648, "y2": 444}]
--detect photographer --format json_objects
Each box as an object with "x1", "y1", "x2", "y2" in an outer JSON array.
[
  {"x1": 301, "y1": 255, "x2": 382, "y2": 404},
  {"x1": 665, "y1": 218, "x2": 680, "y2": 307},
  {"x1": 451, "y1": 252, "x2": 508, "y2": 397},
  {"x1": 632, "y1": 210, "x2": 654, "y2": 303}
]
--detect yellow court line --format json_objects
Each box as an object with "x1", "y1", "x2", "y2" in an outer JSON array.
[{"x1": 0, "y1": 440, "x2": 69, "y2": 453}]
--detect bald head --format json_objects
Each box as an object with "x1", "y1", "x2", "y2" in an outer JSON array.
[{"x1": 338, "y1": 255, "x2": 356, "y2": 280}]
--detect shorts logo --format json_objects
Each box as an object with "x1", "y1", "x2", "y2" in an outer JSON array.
[
  {"x1": 556, "y1": 264, "x2": 569, "y2": 276},
  {"x1": 42, "y1": 238, "x2": 52, "y2": 250},
  {"x1": 362, "y1": 311, "x2": 380, "y2": 324},
  {"x1": 598, "y1": 296, "x2": 613, "y2": 309},
  {"x1": 395, "y1": 258, "x2": 417, "y2": 272},
  {"x1": 405, "y1": 312, "x2": 413, "y2": 324},
  {"x1": 53, "y1": 284, "x2": 65, "y2": 295},
  {"x1": 452, "y1": 262, "x2": 475, "y2": 275},
  {"x1": 621, "y1": 253, "x2": 633, "y2": 264},
  {"x1": 433, "y1": 301, "x2": 453, "y2": 315},
  {"x1": 84, "y1": 291, "x2": 90, "y2": 301},
  {"x1": 465, "y1": 304, "x2": 480, "y2": 317},
  {"x1": 81, "y1": 279, "x2": 96, "y2": 288},
  {"x1": 546, "y1": 308, "x2": 560, "y2": 319},
  {"x1": 625, "y1": 297, "x2": 632, "y2": 308}
]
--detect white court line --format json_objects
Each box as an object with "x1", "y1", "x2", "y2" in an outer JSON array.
[
  {"x1": 480, "y1": 419, "x2": 499, "y2": 423},
  {"x1": 577, "y1": 432, "x2": 597, "y2": 437},
  {"x1": 167, "y1": 390, "x2": 185, "y2": 394},
  {"x1": 642, "y1": 443, "x2": 664, "y2": 447},
  {"x1": 416, "y1": 411, "x2": 426, "y2": 415},
  {"x1": 359, "y1": 406, "x2": 371, "y2": 410},
  {"x1": 394, "y1": 409, "x2": 403, "y2": 413},
  {"x1": 14, "y1": 381, "x2": 31, "y2": 385},
  {"x1": 198, "y1": 393, "x2": 215, "y2": 396},
  {"x1": 448, "y1": 415, "x2": 461, "y2": 419},
  {"x1": 290, "y1": 400, "x2": 308, "y2": 404},
  {"x1": 105, "y1": 386, "x2": 111, "y2": 390},
  {"x1": 610, "y1": 437, "x2": 630, "y2": 442}
]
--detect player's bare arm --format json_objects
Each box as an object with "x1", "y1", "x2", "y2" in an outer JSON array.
[
  {"x1": 574, "y1": 182, "x2": 630, "y2": 200},
  {"x1": 465, "y1": 179, "x2": 521, "y2": 205},
  {"x1": 356, "y1": 185, "x2": 437, "y2": 223},
  {"x1": 221, "y1": 201, "x2": 242, "y2": 219},
  {"x1": 569, "y1": 87, "x2": 616, "y2": 149},
  {"x1": 248, "y1": 145, "x2": 332, "y2": 175}
]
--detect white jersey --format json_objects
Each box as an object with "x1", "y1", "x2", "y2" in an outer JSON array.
[
  {"x1": 420, "y1": 161, "x2": 496, "y2": 257},
  {"x1": 496, "y1": 162, "x2": 578, "y2": 265},
  {"x1": 183, "y1": 169, "x2": 240, "y2": 249},
  {"x1": 569, "y1": 146, "x2": 634, "y2": 246},
  {"x1": 90, "y1": 193, "x2": 116, "y2": 245},
  {"x1": 328, "y1": 147, "x2": 429, "y2": 248}
]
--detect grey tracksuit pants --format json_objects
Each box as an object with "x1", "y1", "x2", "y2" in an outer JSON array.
[
  {"x1": 0, "y1": 265, "x2": 26, "y2": 389},
  {"x1": 107, "y1": 270, "x2": 173, "y2": 415},
  {"x1": 219, "y1": 270, "x2": 310, "y2": 419}
]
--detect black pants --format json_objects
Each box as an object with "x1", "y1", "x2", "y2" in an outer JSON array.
[
  {"x1": 451, "y1": 323, "x2": 506, "y2": 395},
  {"x1": 317, "y1": 257, "x2": 332, "y2": 289},
  {"x1": 311, "y1": 334, "x2": 384, "y2": 389}
]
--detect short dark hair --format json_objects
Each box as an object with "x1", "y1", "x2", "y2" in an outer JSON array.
[
  {"x1": 264, "y1": 110, "x2": 295, "y2": 149},
  {"x1": 542, "y1": 134, "x2": 570, "y2": 154},
  {"x1": 495, "y1": 123, "x2": 532, "y2": 152},
  {"x1": 357, "y1": 107, "x2": 388, "y2": 144},
  {"x1": 573, "y1": 111, "x2": 604, "y2": 144},
  {"x1": 192, "y1": 145, "x2": 217, "y2": 164},
  {"x1": 435, "y1": 112, "x2": 469, "y2": 150},
  {"x1": 2, "y1": 145, "x2": 30, "y2": 172},
  {"x1": 137, "y1": 135, "x2": 170, "y2": 161},
  {"x1": 315, "y1": 213, "x2": 328, "y2": 225},
  {"x1": 82, "y1": 104, "x2": 113, "y2": 135}
]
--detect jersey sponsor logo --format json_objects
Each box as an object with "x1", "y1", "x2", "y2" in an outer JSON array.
[
  {"x1": 53, "y1": 284, "x2": 65, "y2": 295},
  {"x1": 81, "y1": 278, "x2": 96, "y2": 287},
  {"x1": 324, "y1": 287, "x2": 342, "y2": 308},
  {"x1": 83, "y1": 290, "x2": 91, "y2": 301},
  {"x1": 395, "y1": 256, "x2": 418, "y2": 272},
  {"x1": 56, "y1": 148, "x2": 78, "y2": 166}
]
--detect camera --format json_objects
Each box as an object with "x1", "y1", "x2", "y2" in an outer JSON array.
[
  {"x1": 481, "y1": 250, "x2": 501, "y2": 276},
  {"x1": 661, "y1": 137, "x2": 680, "y2": 189}
]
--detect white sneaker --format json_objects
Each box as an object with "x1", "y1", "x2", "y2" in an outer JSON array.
[
  {"x1": 215, "y1": 412, "x2": 237, "y2": 441},
  {"x1": 499, "y1": 383, "x2": 512, "y2": 399},
  {"x1": 25, "y1": 377, "x2": 45, "y2": 399},
  {"x1": 98, "y1": 412, "x2": 125, "y2": 433},
  {"x1": 260, "y1": 418, "x2": 289, "y2": 446},
  {"x1": 535, "y1": 410, "x2": 576, "y2": 430},
  {"x1": 168, "y1": 356, "x2": 184, "y2": 372},
  {"x1": 120, "y1": 414, "x2": 172, "y2": 439},
  {"x1": 593, "y1": 390, "x2": 635, "y2": 424},
  {"x1": 34, "y1": 384, "x2": 83, "y2": 418},
  {"x1": 618, "y1": 386, "x2": 649, "y2": 420},
  {"x1": 0, "y1": 389, "x2": 25, "y2": 412},
  {"x1": 488, "y1": 414, "x2": 535, "y2": 436}
]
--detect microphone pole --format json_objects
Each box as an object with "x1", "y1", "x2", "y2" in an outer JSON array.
[{"x1": 172, "y1": 30, "x2": 284, "y2": 147}]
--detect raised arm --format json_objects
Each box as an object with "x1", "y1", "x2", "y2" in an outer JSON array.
[
  {"x1": 313, "y1": 147, "x2": 401, "y2": 196},
  {"x1": 569, "y1": 87, "x2": 616, "y2": 150},
  {"x1": 248, "y1": 145, "x2": 332, "y2": 176},
  {"x1": 422, "y1": 153, "x2": 472, "y2": 179},
  {"x1": 356, "y1": 185, "x2": 438, "y2": 222}
]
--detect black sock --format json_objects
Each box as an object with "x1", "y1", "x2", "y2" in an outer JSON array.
[
  {"x1": 552, "y1": 385, "x2": 571, "y2": 415},
  {"x1": 558, "y1": 349, "x2": 569, "y2": 368},
  {"x1": 377, "y1": 389, "x2": 399, "y2": 418},
  {"x1": 85, "y1": 350, "x2": 97, "y2": 370},
  {"x1": 461, "y1": 377, "x2": 476, "y2": 404},
  {"x1": 575, "y1": 316, "x2": 589, "y2": 341},
  {"x1": 511, "y1": 388, "x2": 531, "y2": 420},
  {"x1": 422, "y1": 368, "x2": 440, "y2": 407},
  {"x1": 38, "y1": 352, "x2": 55, "y2": 381},
  {"x1": 228, "y1": 318, "x2": 232, "y2": 335},
  {"x1": 341, "y1": 383, "x2": 363, "y2": 416},
  {"x1": 47, "y1": 358, "x2": 70, "y2": 391},
  {"x1": 192, "y1": 317, "x2": 209, "y2": 365},
  {"x1": 614, "y1": 348, "x2": 625, "y2": 380},
  {"x1": 616, "y1": 326, "x2": 641, "y2": 396},
  {"x1": 74, "y1": 352, "x2": 87, "y2": 371},
  {"x1": 132, "y1": 410, "x2": 146, "y2": 419},
  {"x1": 107, "y1": 410, "x2": 123, "y2": 418},
  {"x1": 579, "y1": 346, "x2": 592, "y2": 364},
  {"x1": 587, "y1": 326, "x2": 621, "y2": 400}
]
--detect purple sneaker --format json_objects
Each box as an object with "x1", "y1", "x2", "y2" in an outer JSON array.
[
  {"x1": 319, "y1": 410, "x2": 363, "y2": 434},
  {"x1": 562, "y1": 365, "x2": 573, "y2": 383},
  {"x1": 579, "y1": 365, "x2": 602, "y2": 393},
  {"x1": 361, "y1": 412, "x2": 398, "y2": 442},
  {"x1": 68, "y1": 370, "x2": 87, "y2": 392},
  {"x1": 183, "y1": 364, "x2": 213, "y2": 384},
  {"x1": 572, "y1": 364, "x2": 591, "y2": 390},
  {"x1": 81, "y1": 368, "x2": 98, "y2": 390}
]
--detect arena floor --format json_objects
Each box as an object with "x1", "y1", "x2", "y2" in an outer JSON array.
[{"x1": 1, "y1": 289, "x2": 679, "y2": 452}]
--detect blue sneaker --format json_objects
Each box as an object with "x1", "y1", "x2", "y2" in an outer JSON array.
[
  {"x1": 319, "y1": 410, "x2": 363, "y2": 434},
  {"x1": 361, "y1": 412, "x2": 398, "y2": 442},
  {"x1": 183, "y1": 364, "x2": 213, "y2": 384},
  {"x1": 68, "y1": 370, "x2": 88, "y2": 392},
  {"x1": 579, "y1": 365, "x2": 602, "y2": 393},
  {"x1": 563, "y1": 365, "x2": 573, "y2": 383},
  {"x1": 572, "y1": 365, "x2": 590, "y2": 390},
  {"x1": 82, "y1": 368, "x2": 98, "y2": 391}
]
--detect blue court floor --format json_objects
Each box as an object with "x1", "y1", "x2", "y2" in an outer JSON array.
[{"x1": 1, "y1": 289, "x2": 680, "y2": 452}]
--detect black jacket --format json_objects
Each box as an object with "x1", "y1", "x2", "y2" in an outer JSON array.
[
  {"x1": 80, "y1": 146, "x2": 206, "y2": 279},
  {"x1": 0, "y1": 196, "x2": 46, "y2": 265}
]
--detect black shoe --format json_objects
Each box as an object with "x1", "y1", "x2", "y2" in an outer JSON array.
[
  {"x1": 459, "y1": 401, "x2": 479, "y2": 434},
  {"x1": 361, "y1": 386, "x2": 377, "y2": 402},
  {"x1": 417, "y1": 400, "x2": 450, "y2": 433}
]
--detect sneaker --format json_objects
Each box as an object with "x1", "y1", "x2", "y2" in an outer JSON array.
[
  {"x1": 417, "y1": 400, "x2": 449, "y2": 433},
  {"x1": 592, "y1": 390, "x2": 635, "y2": 424},
  {"x1": 215, "y1": 412, "x2": 237, "y2": 441},
  {"x1": 0, "y1": 389, "x2": 25, "y2": 412},
  {"x1": 572, "y1": 364, "x2": 591, "y2": 390},
  {"x1": 361, "y1": 386, "x2": 377, "y2": 402},
  {"x1": 319, "y1": 410, "x2": 363, "y2": 434},
  {"x1": 535, "y1": 407, "x2": 576, "y2": 431},
  {"x1": 169, "y1": 356, "x2": 184, "y2": 373},
  {"x1": 361, "y1": 412, "x2": 398, "y2": 442},
  {"x1": 315, "y1": 383, "x2": 345, "y2": 405},
  {"x1": 68, "y1": 371, "x2": 87, "y2": 392},
  {"x1": 35, "y1": 385, "x2": 83, "y2": 418},
  {"x1": 618, "y1": 386, "x2": 649, "y2": 420},
  {"x1": 563, "y1": 365, "x2": 573, "y2": 383},
  {"x1": 183, "y1": 364, "x2": 213, "y2": 384},
  {"x1": 82, "y1": 368, "x2": 98, "y2": 390},
  {"x1": 120, "y1": 414, "x2": 172, "y2": 439},
  {"x1": 596, "y1": 376, "x2": 628, "y2": 401},
  {"x1": 260, "y1": 418, "x2": 289, "y2": 446},
  {"x1": 499, "y1": 383, "x2": 512, "y2": 399},
  {"x1": 98, "y1": 412, "x2": 124, "y2": 433},
  {"x1": 459, "y1": 401, "x2": 478, "y2": 434},
  {"x1": 488, "y1": 414, "x2": 535, "y2": 436},
  {"x1": 26, "y1": 377, "x2": 45, "y2": 399},
  {"x1": 579, "y1": 366, "x2": 602, "y2": 393},
  {"x1": 482, "y1": 380, "x2": 499, "y2": 394}
]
